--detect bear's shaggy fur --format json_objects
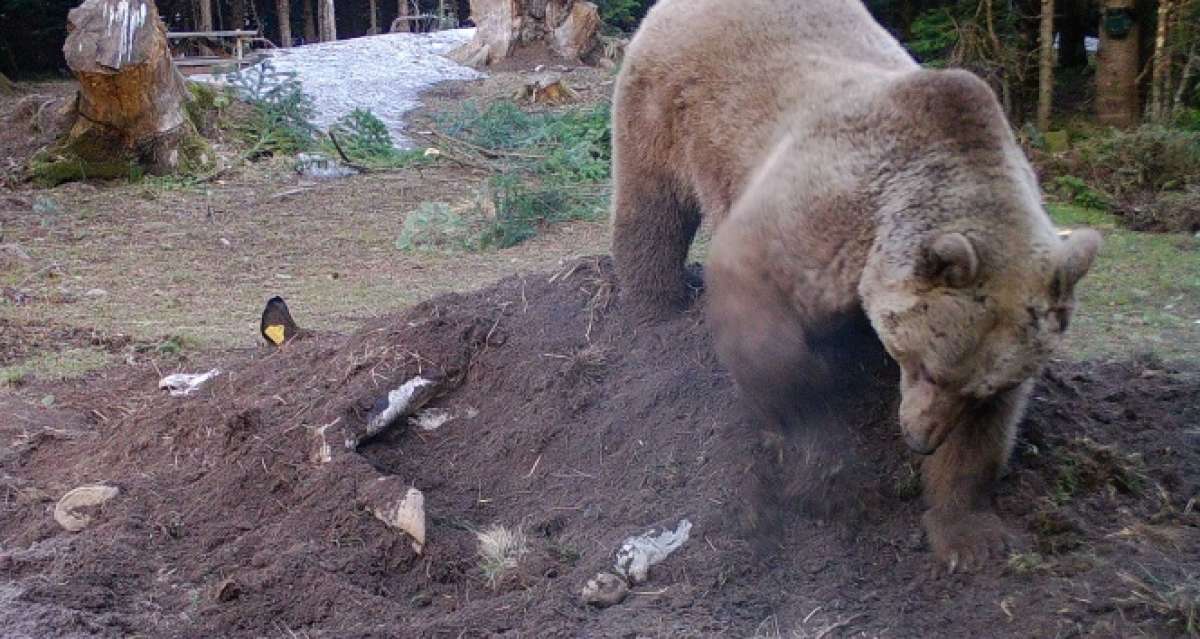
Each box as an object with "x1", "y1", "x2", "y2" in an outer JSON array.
[{"x1": 610, "y1": 0, "x2": 1100, "y2": 568}]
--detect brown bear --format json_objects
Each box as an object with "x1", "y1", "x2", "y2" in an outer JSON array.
[{"x1": 609, "y1": 0, "x2": 1101, "y2": 569}]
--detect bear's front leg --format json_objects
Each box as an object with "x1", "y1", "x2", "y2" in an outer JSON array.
[{"x1": 920, "y1": 381, "x2": 1032, "y2": 571}]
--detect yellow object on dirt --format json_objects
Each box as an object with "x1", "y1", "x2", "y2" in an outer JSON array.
[
  {"x1": 259, "y1": 296, "x2": 302, "y2": 346},
  {"x1": 263, "y1": 324, "x2": 286, "y2": 345}
]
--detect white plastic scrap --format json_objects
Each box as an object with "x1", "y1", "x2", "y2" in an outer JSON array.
[
  {"x1": 371, "y1": 485, "x2": 427, "y2": 554},
  {"x1": 355, "y1": 376, "x2": 435, "y2": 448},
  {"x1": 294, "y1": 153, "x2": 358, "y2": 179},
  {"x1": 413, "y1": 408, "x2": 452, "y2": 432},
  {"x1": 158, "y1": 368, "x2": 221, "y2": 397},
  {"x1": 614, "y1": 519, "x2": 692, "y2": 584}
]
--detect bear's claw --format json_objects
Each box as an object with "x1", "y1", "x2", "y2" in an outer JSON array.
[{"x1": 922, "y1": 509, "x2": 1013, "y2": 573}]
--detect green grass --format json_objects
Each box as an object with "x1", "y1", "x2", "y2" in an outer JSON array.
[
  {"x1": 324, "y1": 108, "x2": 432, "y2": 170},
  {"x1": 1047, "y1": 202, "x2": 1118, "y2": 227},
  {"x1": 396, "y1": 101, "x2": 613, "y2": 253},
  {"x1": 1048, "y1": 203, "x2": 1200, "y2": 361},
  {"x1": 0, "y1": 347, "x2": 113, "y2": 386}
]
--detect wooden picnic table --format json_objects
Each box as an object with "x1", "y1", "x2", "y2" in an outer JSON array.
[
  {"x1": 168, "y1": 29, "x2": 267, "y2": 74},
  {"x1": 168, "y1": 29, "x2": 259, "y2": 60}
]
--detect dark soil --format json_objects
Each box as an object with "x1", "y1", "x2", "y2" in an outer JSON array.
[
  {"x1": 0, "y1": 81, "x2": 76, "y2": 187},
  {"x1": 1, "y1": 257, "x2": 1198, "y2": 638},
  {"x1": 0, "y1": 317, "x2": 133, "y2": 368}
]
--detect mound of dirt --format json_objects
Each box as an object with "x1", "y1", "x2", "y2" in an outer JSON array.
[{"x1": 1, "y1": 257, "x2": 1198, "y2": 638}]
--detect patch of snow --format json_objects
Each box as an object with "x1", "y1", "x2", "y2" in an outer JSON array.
[{"x1": 193, "y1": 30, "x2": 481, "y2": 147}]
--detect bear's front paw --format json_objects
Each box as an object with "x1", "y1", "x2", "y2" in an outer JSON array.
[{"x1": 922, "y1": 508, "x2": 1013, "y2": 573}]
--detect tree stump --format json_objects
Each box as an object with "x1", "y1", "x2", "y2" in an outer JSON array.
[
  {"x1": 514, "y1": 72, "x2": 577, "y2": 105},
  {"x1": 451, "y1": 0, "x2": 602, "y2": 67},
  {"x1": 31, "y1": 0, "x2": 210, "y2": 185}
]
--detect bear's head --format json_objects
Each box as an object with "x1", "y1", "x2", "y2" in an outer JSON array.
[
  {"x1": 863, "y1": 227, "x2": 1100, "y2": 454},
  {"x1": 854, "y1": 67, "x2": 1102, "y2": 454}
]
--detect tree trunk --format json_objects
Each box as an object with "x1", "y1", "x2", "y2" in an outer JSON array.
[
  {"x1": 318, "y1": 0, "x2": 337, "y2": 41},
  {"x1": 392, "y1": 0, "x2": 411, "y2": 33},
  {"x1": 1174, "y1": 44, "x2": 1198, "y2": 113},
  {"x1": 303, "y1": 0, "x2": 317, "y2": 42},
  {"x1": 1037, "y1": 0, "x2": 1055, "y2": 130},
  {"x1": 1096, "y1": 0, "x2": 1140, "y2": 127},
  {"x1": 231, "y1": 0, "x2": 247, "y2": 29},
  {"x1": 36, "y1": 0, "x2": 210, "y2": 185},
  {"x1": 1149, "y1": 0, "x2": 1172, "y2": 120},
  {"x1": 452, "y1": 0, "x2": 601, "y2": 67},
  {"x1": 198, "y1": 0, "x2": 213, "y2": 30},
  {"x1": 369, "y1": 0, "x2": 379, "y2": 34},
  {"x1": 277, "y1": 0, "x2": 292, "y2": 46}
]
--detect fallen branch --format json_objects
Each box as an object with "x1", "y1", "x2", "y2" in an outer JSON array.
[
  {"x1": 326, "y1": 129, "x2": 371, "y2": 173},
  {"x1": 427, "y1": 129, "x2": 547, "y2": 161}
]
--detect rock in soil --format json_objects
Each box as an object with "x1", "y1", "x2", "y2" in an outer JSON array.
[
  {"x1": 581, "y1": 572, "x2": 629, "y2": 607},
  {"x1": 53, "y1": 484, "x2": 119, "y2": 532}
]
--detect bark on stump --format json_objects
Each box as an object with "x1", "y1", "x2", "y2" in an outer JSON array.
[
  {"x1": 33, "y1": 0, "x2": 210, "y2": 185},
  {"x1": 452, "y1": 0, "x2": 601, "y2": 67}
]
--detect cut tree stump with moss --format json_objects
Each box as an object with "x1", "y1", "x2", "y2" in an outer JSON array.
[{"x1": 32, "y1": 0, "x2": 212, "y2": 186}]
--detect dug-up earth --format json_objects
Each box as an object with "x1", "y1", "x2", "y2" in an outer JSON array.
[{"x1": 1, "y1": 258, "x2": 1198, "y2": 638}]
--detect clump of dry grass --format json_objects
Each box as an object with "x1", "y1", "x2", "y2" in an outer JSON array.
[
  {"x1": 477, "y1": 524, "x2": 529, "y2": 589},
  {"x1": 567, "y1": 344, "x2": 609, "y2": 383},
  {"x1": 1116, "y1": 569, "x2": 1200, "y2": 636},
  {"x1": 1112, "y1": 522, "x2": 1187, "y2": 552},
  {"x1": 1006, "y1": 552, "x2": 1048, "y2": 575}
]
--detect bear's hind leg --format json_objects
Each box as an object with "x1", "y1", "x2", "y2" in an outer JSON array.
[
  {"x1": 920, "y1": 380, "x2": 1032, "y2": 571},
  {"x1": 611, "y1": 170, "x2": 701, "y2": 318}
]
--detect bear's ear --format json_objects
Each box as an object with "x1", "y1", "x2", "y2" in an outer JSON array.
[
  {"x1": 918, "y1": 233, "x2": 979, "y2": 288},
  {"x1": 1052, "y1": 229, "x2": 1102, "y2": 298}
]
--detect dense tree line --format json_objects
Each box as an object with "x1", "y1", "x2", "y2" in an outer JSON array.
[{"x1": 1, "y1": 0, "x2": 1195, "y2": 125}]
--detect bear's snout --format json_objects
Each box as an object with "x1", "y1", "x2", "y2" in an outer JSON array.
[
  {"x1": 902, "y1": 427, "x2": 940, "y2": 455},
  {"x1": 898, "y1": 379, "x2": 963, "y2": 455},
  {"x1": 900, "y1": 416, "x2": 954, "y2": 455}
]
